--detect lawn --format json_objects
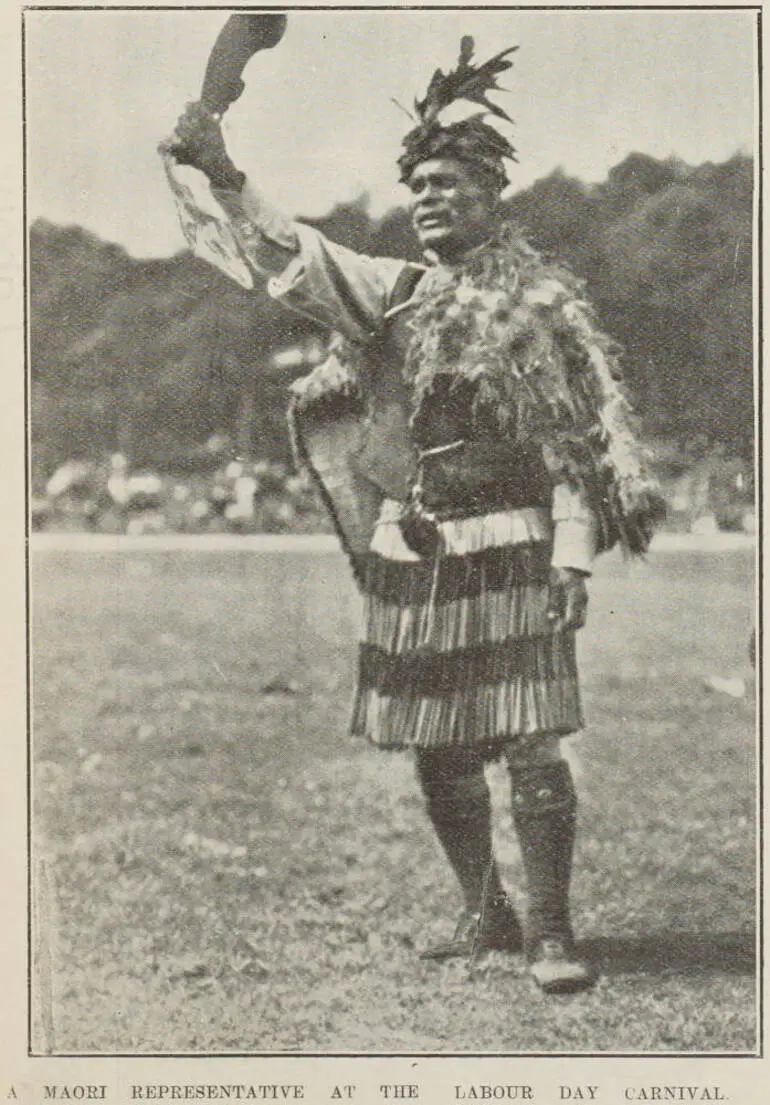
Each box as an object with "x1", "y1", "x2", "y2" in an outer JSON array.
[{"x1": 30, "y1": 545, "x2": 757, "y2": 1054}]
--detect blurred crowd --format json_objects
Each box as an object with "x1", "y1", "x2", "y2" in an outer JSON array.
[
  {"x1": 30, "y1": 437, "x2": 754, "y2": 538},
  {"x1": 31, "y1": 440, "x2": 330, "y2": 535}
]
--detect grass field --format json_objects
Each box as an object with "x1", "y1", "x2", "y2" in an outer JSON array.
[{"x1": 30, "y1": 545, "x2": 757, "y2": 1055}]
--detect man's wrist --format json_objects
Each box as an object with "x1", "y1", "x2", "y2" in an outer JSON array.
[
  {"x1": 551, "y1": 565, "x2": 590, "y2": 582},
  {"x1": 207, "y1": 163, "x2": 246, "y2": 192}
]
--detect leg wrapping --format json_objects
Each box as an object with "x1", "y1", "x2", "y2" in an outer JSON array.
[
  {"x1": 415, "y1": 747, "x2": 503, "y2": 911},
  {"x1": 509, "y1": 759, "x2": 578, "y2": 951}
]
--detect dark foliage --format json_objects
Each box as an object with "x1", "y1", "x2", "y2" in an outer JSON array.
[{"x1": 29, "y1": 152, "x2": 753, "y2": 480}]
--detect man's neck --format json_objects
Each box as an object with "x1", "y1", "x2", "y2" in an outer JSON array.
[{"x1": 423, "y1": 233, "x2": 498, "y2": 267}]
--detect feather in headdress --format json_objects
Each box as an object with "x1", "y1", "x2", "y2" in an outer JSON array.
[
  {"x1": 415, "y1": 36, "x2": 518, "y2": 125},
  {"x1": 399, "y1": 37, "x2": 519, "y2": 187}
]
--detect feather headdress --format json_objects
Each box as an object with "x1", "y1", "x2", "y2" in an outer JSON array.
[{"x1": 398, "y1": 36, "x2": 519, "y2": 189}]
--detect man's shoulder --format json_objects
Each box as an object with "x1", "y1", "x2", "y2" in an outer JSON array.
[{"x1": 497, "y1": 225, "x2": 583, "y2": 298}]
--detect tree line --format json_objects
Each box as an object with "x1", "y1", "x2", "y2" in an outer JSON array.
[{"x1": 29, "y1": 151, "x2": 753, "y2": 483}]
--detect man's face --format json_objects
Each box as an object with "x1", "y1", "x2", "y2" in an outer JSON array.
[{"x1": 408, "y1": 157, "x2": 499, "y2": 261}]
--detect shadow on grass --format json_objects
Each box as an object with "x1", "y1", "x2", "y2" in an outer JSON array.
[{"x1": 581, "y1": 929, "x2": 755, "y2": 976}]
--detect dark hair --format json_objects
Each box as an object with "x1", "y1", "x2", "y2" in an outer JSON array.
[{"x1": 398, "y1": 117, "x2": 512, "y2": 193}]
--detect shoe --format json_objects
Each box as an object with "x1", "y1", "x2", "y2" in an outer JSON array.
[
  {"x1": 527, "y1": 936, "x2": 596, "y2": 994},
  {"x1": 419, "y1": 895, "x2": 523, "y2": 961}
]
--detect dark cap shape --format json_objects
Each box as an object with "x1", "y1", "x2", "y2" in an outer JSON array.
[{"x1": 398, "y1": 36, "x2": 519, "y2": 190}]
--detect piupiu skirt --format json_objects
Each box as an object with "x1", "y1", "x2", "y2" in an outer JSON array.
[{"x1": 350, "y1": 499, "x2": 584, "y2": 751}]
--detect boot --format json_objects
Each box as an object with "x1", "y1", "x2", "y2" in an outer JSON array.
[
  {"x1": 416, "y1": 751, "x2": 523, "y2": 961},
  {"x1": 510, "y1": 760, "x2": 595, "y2": 994},
  {"x1": 419, "y1": 891, "x2": 523, "y2": 961}
]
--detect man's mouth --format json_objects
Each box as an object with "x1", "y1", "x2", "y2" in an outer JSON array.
[{"x1": 416, "y1": 210, "x2": 451, "y2": 230}]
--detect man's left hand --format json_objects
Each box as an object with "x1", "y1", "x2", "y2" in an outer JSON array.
[{"x1": 546, "y1": 567, "x2": 589, "y2": 632}]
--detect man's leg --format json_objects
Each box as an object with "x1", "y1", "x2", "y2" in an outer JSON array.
[
  {"x1": 505, "y1": 738, "x2": 595, "y2": 994},
  {"x1": 415, "y1": 745, "x2": 522, "y2": 960}
]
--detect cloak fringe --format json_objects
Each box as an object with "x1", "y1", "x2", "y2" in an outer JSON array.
[
  {"x1": 365, "y1": 582, "x2": 550, "y2": 654},
  {"x1": 370, "y1": 502, "x2": 552, "y2": 562},
  {"x1": 358, "y1": 636, "x2": 576, "y2": 695},
  {"x1": 352, "y1": 675, "x2": 582, "y2": 749},
  {"x1": 364, "y1": 541, "x2": 552, "y2": 607},
  {"x1": 353, "y1": 522, "x2": 580, "y2": 746}
]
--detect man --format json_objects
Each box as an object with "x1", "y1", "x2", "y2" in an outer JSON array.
[{"x1": 162, "y1": 36, "x2": 661, "y2": 995}]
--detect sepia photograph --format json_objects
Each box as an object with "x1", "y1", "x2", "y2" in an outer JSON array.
[{"x1": 24, "y1": 5, "x2": 758, "y2": 1058}]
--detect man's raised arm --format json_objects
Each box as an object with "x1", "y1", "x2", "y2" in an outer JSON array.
[{"x1": 161, "y1": 103, "x2": 408, "y2": 344}]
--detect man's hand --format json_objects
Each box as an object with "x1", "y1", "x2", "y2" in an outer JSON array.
[
  {"x1": 159, "y1": 102, "x2": 243, "y2": 190},
  {"x1": 546, "y1": 566, "x2": 589, "y2": 632}
]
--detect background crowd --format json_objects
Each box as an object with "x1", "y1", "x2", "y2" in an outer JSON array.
[{"x1": 30, "y1": 151, "x2": 754, "y2": 536}]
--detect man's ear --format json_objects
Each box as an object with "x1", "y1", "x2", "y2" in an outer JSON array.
[
  {"x1": 474, "y1": 174, "x2": 503, "y2": 212},
  {"x1": 487, "y1": 190, "x2": 504, "y2": 217}
]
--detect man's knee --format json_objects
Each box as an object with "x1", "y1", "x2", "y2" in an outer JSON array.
[
  {"x1": 414, "y1": 746, "x2": 487, "y2": 805},
  {"x1": 504, "y1": 739, "x2": 576, "y2": 817},
  {"x1": 503, "y1": 734, "x2": 563, "y2": 773}
]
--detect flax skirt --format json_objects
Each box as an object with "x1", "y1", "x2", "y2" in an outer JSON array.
[{"x1": 350, "y1": 500, "x2": 584, "y2": 751}]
